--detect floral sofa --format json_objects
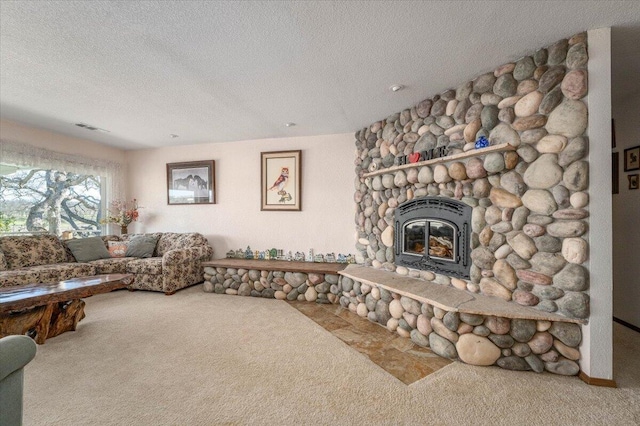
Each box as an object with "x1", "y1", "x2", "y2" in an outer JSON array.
[{"x1": 0, "y1": 232, "x2": 213, "y2": 294}]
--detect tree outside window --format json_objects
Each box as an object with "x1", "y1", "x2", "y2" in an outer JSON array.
[{"x1": 0, "y1": 167, "x2": 103, "y2": 236}]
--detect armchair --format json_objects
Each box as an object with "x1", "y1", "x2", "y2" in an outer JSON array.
[{"x1": 0, "y1": 335, "x2": 37, "y2": 426}]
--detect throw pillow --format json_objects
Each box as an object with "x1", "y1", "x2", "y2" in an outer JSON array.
[
  {"x1": 108, "y1": 241, "x2": 130, "y2": 258},
  {"x1": 125, "y1": 234, "x2": 159, "y2": 258},
  {"x1": 65, "y1": 237, "x2": 112, "y2": 262}
]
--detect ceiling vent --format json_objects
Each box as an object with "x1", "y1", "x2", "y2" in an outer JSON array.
[{"x1": 75, "y1": 123, "x2": 110, "y2": 133}]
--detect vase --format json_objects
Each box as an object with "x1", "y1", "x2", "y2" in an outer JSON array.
[{"x1": 121, "y1": 225, "x2": 128, "y2": 234}]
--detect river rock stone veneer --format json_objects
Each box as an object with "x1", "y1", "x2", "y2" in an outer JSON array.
[
  {"x1": 202, "y1": 266, "x2": 342, "y2": 303},
  {"x1": 353, "y1": 32, "x2": 590, "y2": 320},
  {"x1": 339, "y1": 275, "x2": 582, "y2": 375},
  {"x1": 202, "y1": 264, "x2": 582, "y2": 375}
]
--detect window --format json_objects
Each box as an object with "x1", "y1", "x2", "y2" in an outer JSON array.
[
  {"x1": 0, "y1": 165, "x2": 104, "y2": 237},
  {"x1": 0, "y1": 140, "x2": 124, "y2": 237}
]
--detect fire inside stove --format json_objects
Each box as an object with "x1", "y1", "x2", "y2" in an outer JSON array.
[{"x1": 403, "y1": 220, "x2": 456, "y2": 261}]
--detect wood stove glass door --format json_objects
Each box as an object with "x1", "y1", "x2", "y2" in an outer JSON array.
[
  {"x1": 403, "y1": 220, "x2": 426, "y2": 255},
  {"x1": 428, "y1": 220, "x2": 455, "y2": 261}
]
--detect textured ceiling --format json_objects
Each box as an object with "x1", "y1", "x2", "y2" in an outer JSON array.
[{"x1": 1, "y1": 1, "x2": 639, "y2": 150}]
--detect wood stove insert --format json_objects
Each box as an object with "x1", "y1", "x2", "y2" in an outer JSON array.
[{"x1": 394, "y1": 197, "x2": 471, "y2": 279}]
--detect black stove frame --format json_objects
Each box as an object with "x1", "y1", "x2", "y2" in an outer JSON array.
[{"x1": 394, "y1": 197, "x2": 472, "y2": 279}]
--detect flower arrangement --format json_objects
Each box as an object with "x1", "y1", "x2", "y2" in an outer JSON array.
[{"x1": 101, "y1": 199, "x2": 140, "y2": 229}]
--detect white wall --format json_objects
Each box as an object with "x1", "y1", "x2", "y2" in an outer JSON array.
[
  {"x1": 580, "y1": 28, "x2": 613, "y2": 380},
  {"x1": 0, "y1": 119, "x2": 127, "y2": 164},
  {"x1": 613, "y1": 95, "x2": 640, "y2": 328},
  {"x1": 126, "y1": 133, "x2": 356, "y2": 257}
]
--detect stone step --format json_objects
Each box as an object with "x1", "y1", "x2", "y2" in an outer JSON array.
[
  {"x1": 339, "y1": 265, "x2": 584, "y2": 324},
  {"x1": 203, "y1": 258, "x2": 347, "y2": 275}
]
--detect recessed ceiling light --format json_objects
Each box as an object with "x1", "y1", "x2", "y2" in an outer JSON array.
[
  {"x1": 389, "y1": 84, "x2": 404, "y2": 92},
  {"x1": 170, "y1": 134, "x2": 179, "y2": 138},
  {"x1": 284, "y1": 122, "x2": 296, "y2": 127}
]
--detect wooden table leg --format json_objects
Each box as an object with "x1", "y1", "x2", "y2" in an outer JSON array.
[
  {"x1": 0, "y1": 299, "x2": 86, "y2": 344},
  {"x1": 0, "y1": 305, "x2": 48, "y2": 342},
  {"x1": 47, "y1": 299, "x2": 86, "y2": 339},
  {"x1": 34, "y1": 303, "x2": 54, "y2": 344}
]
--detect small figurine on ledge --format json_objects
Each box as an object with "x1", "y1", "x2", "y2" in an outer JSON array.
[{"x1": 475, "y1": 135, "x2": 489, "y2": 149}]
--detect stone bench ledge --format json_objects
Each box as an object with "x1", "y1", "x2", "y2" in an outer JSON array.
[
  {"x1": 339, "y1": 265, "x2": 584, "y2": 324},
  {"x1": 203, "y1": 258, "x2": 348, "y2": 275}
]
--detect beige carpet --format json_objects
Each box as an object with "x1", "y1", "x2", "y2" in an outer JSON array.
[{"x1": 23, "y1": 285, "x2": 640, "y2": 425}]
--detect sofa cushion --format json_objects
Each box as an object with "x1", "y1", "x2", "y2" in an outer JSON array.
[
  {"x1": 0, "y1": 263, "x2": 97, "y2": 287},
  {"x1": 0, "y1": 235, "x2": 67, "y2": 269},
  {"x1": 61, "y1": 235, "x2": 120, "y2": 262},
  {"x1": 126, "y1": 235, "x2": 159, "y2": 258},
  {"x1": 31, "y1": 263, "x2": 97, "y2": 282},
  {"x1": 155, "y1": 232, "x2": 209, "y2": 256},
  {"x1": 101, "y1": 235, "x2": 122, "y2": 245},
  {"x1": 0, "y1": 269, "x2": 41, "y2": 287},
  {"x1": 107, "y1": 241, "x2": 130, "y2": 258},
  {"x1": 65, "y1": 237, "x2": 111, "y2": 262},
  {"x1": 88, "y1": 257, "x2": 135, "y2": 274},
  {"x1": 126, "y1": 258, "x2": 163, "y2": 275},
  {"x1": 121, "y1": 233, "x2": 162, "y2": 255}
]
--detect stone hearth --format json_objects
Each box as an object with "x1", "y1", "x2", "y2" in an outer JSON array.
[
  {"x1": 201, "y1": 258, "x2": 584, "y2": 376},
  {"x1": 338, "y1": 265, "x2": 583, "y2": 375}
]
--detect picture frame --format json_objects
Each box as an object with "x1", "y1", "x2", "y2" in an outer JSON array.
[
  {"x1": 166, "y1": 160, "x2": 216, "y2": 205},
  {"x1": 624, "y1": 145, "x2": 640, "y2": 171},
  {"x1": 261, "y1": 150, "x2": 301, "y2": 211},
  {"x1": 629, "y1": 174, "x2": 639, "y2": 190}
]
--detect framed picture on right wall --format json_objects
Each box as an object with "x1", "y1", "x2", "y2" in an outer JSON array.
[{"x1": 624, "y1": 145, "x2": 640, "y2": 172}]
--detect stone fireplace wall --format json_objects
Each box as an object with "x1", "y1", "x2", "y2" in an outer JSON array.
[{"x1": 354, "y1": 33, "x2": 590, "y2": 321}]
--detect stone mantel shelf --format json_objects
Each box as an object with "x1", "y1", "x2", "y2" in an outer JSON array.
[
  {"x1": 339, "y1": 265, "x2": 584, "y2": 324},
  {"x1": 203, "y1": 258, "x2": 348, "y2": 275},
  {"x1": 361, "y1": 143, "x2": 517, "y2": 178}
]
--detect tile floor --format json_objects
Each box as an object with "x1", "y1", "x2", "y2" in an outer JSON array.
[{"x1": 289, "y1": 301, "x2": 452, "y2": 385}]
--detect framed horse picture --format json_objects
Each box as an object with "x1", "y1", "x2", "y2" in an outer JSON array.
[{"x1": 167, "y1": 160, "x2": 216, "y2": 205}]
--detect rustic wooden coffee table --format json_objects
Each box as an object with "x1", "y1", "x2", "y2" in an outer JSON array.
[{"x1": 0, "y1": 274, "x2": 133, "y2": 344}]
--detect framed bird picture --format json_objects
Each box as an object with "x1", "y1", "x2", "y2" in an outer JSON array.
[{"x1": 261, "y1": 150, "x2": 302, "y2": 211}]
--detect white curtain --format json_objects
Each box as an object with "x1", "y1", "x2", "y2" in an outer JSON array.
[{"x1": 0, "y1": 139, "x2": 124, "y2": 201}]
